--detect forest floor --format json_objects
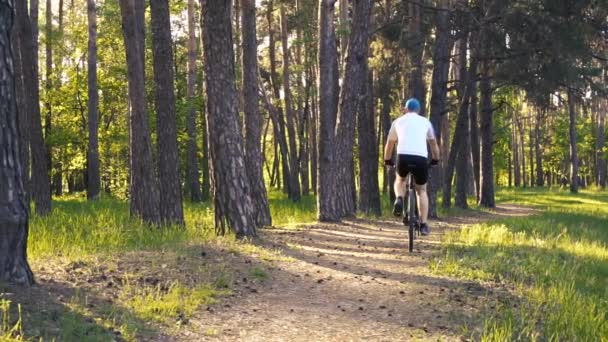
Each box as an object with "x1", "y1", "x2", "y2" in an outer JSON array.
[{"x1": 3, "y1": 189, "x2": 607, "y2": 341}]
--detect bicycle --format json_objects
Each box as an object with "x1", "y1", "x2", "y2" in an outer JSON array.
[
  {"x1": 402, "y1": 170, "x2": 420, "y2": 253},
  {"x1": 389, "y1": 161, "x2": 436, "y2": 253}
]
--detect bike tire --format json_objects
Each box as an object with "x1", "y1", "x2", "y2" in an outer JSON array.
[{"x1": 408, "y1": 179, "x2": 416, "y2": 253}]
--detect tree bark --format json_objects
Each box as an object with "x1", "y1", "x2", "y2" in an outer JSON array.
[
  {"x1": 119, "y1": 0, "x2": 160, "y2": 225},
  {"x1": 478, "y1": 54, "x2": 495, "y2": 207},
  {"x1": 186, "y1": 0, "x2": 202, "y2": 202},
  {"x1": 512, "y1": 110, "x2": 521, "y2": 186},
  {"x1": 15, "y1": 0, "x2": 51, "y2": 215},
  {"x1": 406, "y1": 0, "x2": 426, "y2": 112},
  {"x1": 358, "y1": 68, "x2": 381, "y2": 216},
  {"x1": 87, "y1": 0, "x2": 100, "y2": 200},
  {"x1": 0, "y1": 3, "x2": 35, "y2": 285},
  {"x1": 241, "y1": 0, "x2": 272, "y2": 227},
  {"x1": 266, "y1": 0, "x2": 291, "y2": 194},
  {"x1": 334, "y1": 0, "x2": 373, "y2": 218},
  {"x1": 150, "y1": 0, "x2": 185, "y2": 226},
  {"x1": 450, "y1": 36, "x2": 472, "y2": 209},
  {"x1": 45, "y1": 0, "x2": 61, "y2": 196},
  {"x1": 469, "y1": 37, "x2": 481, "y2": 200},
  {"x1": 567, "y1": 89, "x2": 579, "y2": 193},
  {"x1": 317, "y1": 0, "x2": 341, "y2": 221},
  {"x1": 11, "y1": 14, "x2": 30, "y2": 207},
  {"x1": 535, "y1": 109, "x2": 544, "y2": 186},
  {"x1": 597, "y1": 99, "x2": 606, "y2": 188},
  {"x1": 201, "y1": 0, "x2": 256, "y2": 238},
  {"x1": 428, "y1": 2, "x2": 452, "y2": 217},
  {"x1": 280, "y1": 4, "x2": 301, "y2": 201}
]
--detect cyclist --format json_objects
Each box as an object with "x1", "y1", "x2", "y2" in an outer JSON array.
[{"x1": 383, "y1": 98, "x2": 440, "y2": 236}]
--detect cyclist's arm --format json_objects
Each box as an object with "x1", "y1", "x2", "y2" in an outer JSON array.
[
  {"x1": 384, "y1": 125, "x2": 398, "y2": 160},
  {"x1": 427, "y1": 124, "x2": 440, "y2": 161}
]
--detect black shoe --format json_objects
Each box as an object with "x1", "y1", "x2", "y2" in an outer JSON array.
[
  {"x1": 393, "y1": 197, "x2": 404, "y2": 217},
  {"x1": 420, "y1": 223, "x2": 430, "y2": 236}
]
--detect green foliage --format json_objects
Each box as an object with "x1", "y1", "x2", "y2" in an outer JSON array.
[{"x1": 432, "y1": 189, "x2": 608, "y2": 340}]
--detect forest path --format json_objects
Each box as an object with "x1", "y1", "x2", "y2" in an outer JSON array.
[{"x1": 183, "y1": 205, "x2": 535, "y2": 342}]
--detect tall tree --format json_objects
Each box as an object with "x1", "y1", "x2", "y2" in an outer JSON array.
[
  {"x1": 478, "y1": 36, "x2": 495, "y2": 207},
  {"x1": 567, "y1": 89, "x2": 579, "y2": 193},
  {"x1": 15, "y1": 0, "x2": 51, "y2": 215},
  {"x1": 266, "y1": 0, "x2": 292, "y2": 194},
  {"x1": 428, "y1": 0, "x2": 453, "y2": 217},
  {"x1": 317, "y1": 0, "x2": 341, "y2": 221},
  {"x1": 0, "y1": 2, "x2": 34, "y2": 285},
  {"x1": 357, "y1": 68, "x2": 381, "y2": 216},
  {"x1": 333, "y1": 0, "x2": 373, "y2": 218},
  {"x1": 598, "y1": 97, "x2": 607, "y2": 189},
  {"x1": 119, "y1": 0, "x2": 160, "y2": 224},
  {"x1": 150, "y1": 0, "x2": 185, "y2": 226},
  {"x1": 87, "y1": 0, "x2": 100, "y2": 200},
  {"x1": 280, "y1": 4, "x2": 301, "y2": 201},
  {"x1": 45, "y1": 0, "x2": 59, "y2": 195},
  {"x1": 11, "y1": 10, "x2": 29, "y2": 207},
  {"x1": 201, "y1": 0, "x2": 256, "y2": 238},
  {"x1": 241, "y1": 0, "x2": 272, "y2": 227},
  {"x1": 186, "y1": 0, "x2": 202, "y2": 202}
]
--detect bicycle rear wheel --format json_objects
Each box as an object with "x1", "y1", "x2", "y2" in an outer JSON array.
[{"x1": 408, "y1": 177, "x2": 416, "y2": 252}]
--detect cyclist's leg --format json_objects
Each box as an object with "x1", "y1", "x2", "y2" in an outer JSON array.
[
  {"x1": 394, "y1": 175, "x2": 406, "y2": 198},
  {"x1": 415, "y1": 183, "x2": 429, "y2": 223},
  {"x1": 393, "y1": 155, "x2": 409, "y2": 216}
]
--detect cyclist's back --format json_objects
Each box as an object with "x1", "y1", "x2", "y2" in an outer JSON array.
[{"x1": 383, "y1": 98, "x2": 440, "y2": 236}]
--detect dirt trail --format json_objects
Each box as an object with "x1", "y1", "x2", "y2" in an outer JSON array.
[{"x1": 184, "y1": 205, "x2": 534, "y2": 342}]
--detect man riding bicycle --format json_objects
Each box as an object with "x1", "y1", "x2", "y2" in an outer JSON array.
[{"x1": 383, "y1": 98, "x2": 440, "y2": 236}]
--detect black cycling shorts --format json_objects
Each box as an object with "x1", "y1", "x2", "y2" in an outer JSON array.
[{"x1": 397, "y1": 154, "x2": 429, "y2": 185}]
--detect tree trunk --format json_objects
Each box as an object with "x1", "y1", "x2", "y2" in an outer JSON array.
[
  {"x1": 119, "y1": 0, "x2": 160, "y2": 225},
  {"x1": 334, "y1": 0, "x2": 373, "y2": 218},
  {"x1": 87, "y1": 0, "x2": 100, "y2": 200},
  {"x1": 150, "y1": 0, "x2": 185, "y2": 226},
  {"x1": 450, "y1": 36, "x2": 472, "y2": 209},
  {"x1": 535, "y1": 110, "x2": 544, "y2": 186},
  {"x1": 201, "y1": 109, "x2": 211, "y2": 201},
  {"x1": 317, "y1": 0, "x2": 341, "y2": 221},
  {"x1": 45, "y1": 0, "x2": 61, "y2": 196},
  {"x1": 358, "y1": 68, "x2": 381, "y2": 216},
  {"x1": 309, "y1": 65, "x2": 318, "y2": 194},
  {"x1": 428, "y1": 3, "x2": 452, "y2": 217},
  {"x1": 518, "y1": 115, "x2": 526, "y2": 187},
  {"x1": 568, "y1": 89, "x2": 579, "y2": 193},
  {"x1": 15, "y1": 0, "x2": 51, "y2": 216},
  {"x1": 469, "y1": 45, "x2": 481, "y2": 200},
  {"x1": 241, "y1": 0, "x2": 272, "y2": 227},
  {"x1": 597, "y1": 100, "x2": 606, "y2": 188},
  {"x1": 406, "y1": 0, "x2": 426, "y2": 112},
  {"x1": 381, "y1": 94, "x2": 396, "y2": 201},
  {"x1": 280, "y1": 5, "x2": 301, "y2": 201},
  {"x1": 266, "y1": 0, "x2": 291, "y2": 194},
  {"x1": 513, "y1": 111, "x2": 521, "y2": 186},
  {"x1": 11, "y1": 16, "x2": 30, "y2": 207},
  {"x1": 186, "y1": 0, "x2": 202, "y2": 202},
  {"x1": 201, "y1": 0, "x2": 256, "y2": 238},
  {"x1": 478, "y1": 55, "x2": 495, "y2": 207},
  {"x1": 0, "y1": 4, "x2": 35, "y2": 285}
]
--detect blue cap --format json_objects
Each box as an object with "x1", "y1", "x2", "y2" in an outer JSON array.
[{"x1": 404, "y1": 98, "x2": 421, "y2": 112}]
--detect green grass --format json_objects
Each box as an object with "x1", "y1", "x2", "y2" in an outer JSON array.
[
  {"x1": 29, "y1": 191, "x2": 317, "y2": 261},
  {"x1": 0, "y1": 300, "x2": 23, "y2": 342},
  {"x1": 431, "y1": 189, "x2": 608, "y2": 341},
  {"x1": 123, "y1": 282, "x2": 222, "y2": 324}
]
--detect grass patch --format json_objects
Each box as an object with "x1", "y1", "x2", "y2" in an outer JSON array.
[
  {"x1": 0, "y1": 300, "x2": 23, "y2": 342},
  {"x1": 432, "y1": 189, "x2": 608, "y2": 340},
  {"x1": 249, "y1": 267, "x2": 269, "y2": 281},
  {"x1": 123, "y1": 282, "x2": 222, "y2": 324}
]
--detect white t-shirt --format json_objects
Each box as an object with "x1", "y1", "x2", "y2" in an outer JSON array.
[{"x1": 388, "y1": 113, "x2": 436, "y2": 158}]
